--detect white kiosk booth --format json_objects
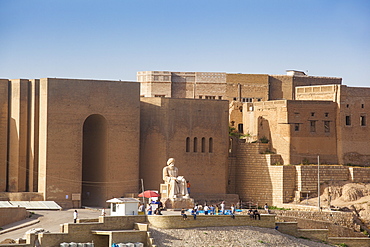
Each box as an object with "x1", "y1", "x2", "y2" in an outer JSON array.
[{"x1": 106, "y1": 198, "x2": 140, "y2": 216}]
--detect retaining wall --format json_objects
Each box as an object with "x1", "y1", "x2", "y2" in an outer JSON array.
[
  {"x1": 147, "y1": 214, "x2": 276, "y2": 229},
  {"x1": 0, "y1": 207, "x2": 28, "y2": 227}
]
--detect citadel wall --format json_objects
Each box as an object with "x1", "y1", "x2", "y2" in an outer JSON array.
[
  {"x1": 0, "y1": 78, "x2": 141, "y2": 208},
  {"x1": 296, "y1": 85, "x2": 370, "y2": 165},
  {"x1": 243, "y1": 100, "x2": 337, "y2": 165},
  {"x1": 226, "y1": 74, "x2": 269, "y2": 102},
  {"x1": 37, "y1": 78, "x2": 140, "y2": 208},
  {"x1": 0, "y1": 79, "x2": 8, "y2": 192},
  {"x1": 269, "y1": 75, "x2": 341, "y2": 100},
  {"x1": 140, "y1": 97, "x2": 229, "y2": 196}
]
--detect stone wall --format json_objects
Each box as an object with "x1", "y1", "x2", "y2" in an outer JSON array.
[
  {"x1": 328, "y1": 237, "x2": 370, "y2": 247},
  {"x1": 233, "y1": 142, "x2": 296, "y2": 205},
  {"x1": 147, "y1": 214, "x2": 276, "y2": 229},
  {"x1": 295, "y1": 165, "x2": 349, "y2": 193},
  {"x1": 273, "y1": 210, "x2": 361, "y2": 234},
  {"x1": 349, "y1": 167, "x2": 370, "y2": 182},
  {"x1": 269, "y1": 164, "x2": 296, "y2": 204},
  {"x1": 235, "y1": 143, "x2": 273, "y2": 205},
  {"x1": 0, "y1": 207, "x2": 28, "y2": 227}
]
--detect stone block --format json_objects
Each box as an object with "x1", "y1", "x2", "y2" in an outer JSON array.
[{"x1": 161, "y1": 197, "x2": 194, "y2": 210}]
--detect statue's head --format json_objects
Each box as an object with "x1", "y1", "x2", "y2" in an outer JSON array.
[{"x1": 167, "y1": 158, "x2": 175, "y2": 167}]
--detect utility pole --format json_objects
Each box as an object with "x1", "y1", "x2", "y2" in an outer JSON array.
[{"x1": 141, "y1": 179, "x2": 146, "y2": 215}]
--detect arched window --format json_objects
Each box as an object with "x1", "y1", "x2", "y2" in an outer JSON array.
[
  {"x1": 193, "y1": 137, "x2": 198, "y2": 152},
  {"x1": 186, "y1": 137, "x2": 190, "y2": 152},
  {"x1": 209, "y1": 137, "x2": 213, "y2": 153},
  {"x1": 201, "y1": 137, "x2": 205, "y2": 153}
]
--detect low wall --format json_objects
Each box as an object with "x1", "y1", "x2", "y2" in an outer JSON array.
[
  {"x1": 0, "y1": 207, "x2": 28, "y2": 227},
  {"x1": 275, "y1": 222, "x2": 298, "y2": 236},
  {"x1": 77, "y1": 218, "x2": 99, "y2": 223},
  {"x1": 273, "y1": 210, "x2": 358, "y2": 230},
  {"x1": 10, "y1": 215, "x2": 148, "y2": 247},
  {"x1": 147, "y1": 214, "x2": 276, "y2": 229},
  {"x1": 298, "y1": 229, "x2": 328, "y2": 242},
  {"x1": 328, "y1": 237, "x2": 370, "y2": 247}
]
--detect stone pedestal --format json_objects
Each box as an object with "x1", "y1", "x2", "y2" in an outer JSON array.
[{"x1": 161, "y1": 197, "x2": 195, "y2": 210}]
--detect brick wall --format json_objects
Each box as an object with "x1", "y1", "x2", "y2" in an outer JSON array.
[
  {"x1": 233, "y1": 142, "x2": 296, "y2": 205},
  {"x1": 296, "y1": 165, "x2": 349, "y2": 192},
  {"x1": 235, "y1": 143, "x2": 273, "y2": 205},
  {"x1": 0, "y1": 207, "x2": 28, "y2": 227},
  {"x1": 349, "y1": 167, "x2": 370, "y2": 182}
]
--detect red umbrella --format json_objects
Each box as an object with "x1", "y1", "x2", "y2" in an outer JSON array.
[{"x1": 138, "y1": 190, "x2": 160, "y2": 198}]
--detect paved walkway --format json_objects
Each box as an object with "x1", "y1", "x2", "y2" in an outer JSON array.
[
  {"x1": 0, "y1": 209, "x2": 102, "y2": 242},
  {"x1": 0, "y1": 208, "x2": 200, "y2": 243}
]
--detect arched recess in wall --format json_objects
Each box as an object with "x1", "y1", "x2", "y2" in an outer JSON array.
[
  {"x1": 193, "y1": 137, "x2": 198, "y2": 152},
  {"x1": 201, "y1": 137, "x2": 205, "y2": 153},
  {"x1": 209, "y1": 137, "x2": 213, "y2": 153},
  {"x1": 186, "y1": 137, "x2": 190, "y2": 152},
  {"x1": 81, "y1": 114, "x2": 108, "y2": 207}
]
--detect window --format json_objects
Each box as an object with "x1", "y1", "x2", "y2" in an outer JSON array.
[
  {"x1": 361, "y1": 116, "x2": 366, "y2": 126},
  {"x1": 294, "y1": 124, "x2": 300, "y2": 131},
  {"x1": 218, "y1": 96, "x2": 222, "y2": 100},
  {"x1": 310, "y1": 121, "x2": 316, "y2": 132},
  {"x1": 112, "y1": 203, "x2": 117, "y2": 212},
  {"x1": 324, "y1": 121, "x2": 330, "y2": 133},
  {"x1": 238, "y1": 124, "x2": 243, "y2": 133},
  {"x1": 311, "y1": 112, "x2": 315, "y2": 117},
  {"x1": 205, "y1": 96, "x2": 216, "y2": 99},
  {"x1": 154, "y1": 95, "x2": 165, "y2": 97},
  {"x1": 239, "y1": 107, "x2": 243, "y2": 113},
  {"x1": 233, "y1": 97, "x2": 237, "y2": 101},
  {"x1": 193, "y1": 137, "x2": 198, "y2": 152},
  {"x1": 199, "y1": 96, "x2": 202, "y2": 99},
  {"x1": 242, "y1": 98, "x2": 252, "y2": 103},
  {"x1": 209, "y1": 138, "x2": 213, "y2": 153},
  {"x1": 186, "y1": 137, "x2": 190, "y2": 152},
  {"x1": 346, "y1": 104, "x2": 349, "y2": 108},
  {"x1": 257, "y1": 98, "x2": 262, "y2": 102},
  {"x1": 201, "y1": 137, "x2": 205, "y2": 153},
  {"x1": 345, "y1": 116, "x2": 351, "y2": 126},
  {"x1": 361, "y1": 104, "x2": 364, "y2": 108},
  {"x1": 230, "y1": 121, "x2": 235, "y2": 126},
  {"x1": 325, "y1": 113, "x2": 329, "y2": 117}
]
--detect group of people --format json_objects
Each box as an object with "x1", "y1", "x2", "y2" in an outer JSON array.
[
  {"x1": 246, "y1": 203, "x2": 270, "y2": 220},
  {"x1": 181, "y1": 201, "x2": 237, "y2": 220},
  {"x1": 140, "y1": 200, "x2": 164, "y2": 215}
]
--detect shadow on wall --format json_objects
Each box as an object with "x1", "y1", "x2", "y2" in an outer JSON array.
[{"x1": 257, "y1": 116, "x2": 276, "y2": 154}]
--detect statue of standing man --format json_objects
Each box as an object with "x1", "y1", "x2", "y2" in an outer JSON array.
[{"x1": 163, "y1": 158, "x2": 189, "y2": 199}]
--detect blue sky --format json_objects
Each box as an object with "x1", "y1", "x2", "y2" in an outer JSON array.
[{"x1": 0, "y1": 0, "x2": 369, "y2": 87}]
